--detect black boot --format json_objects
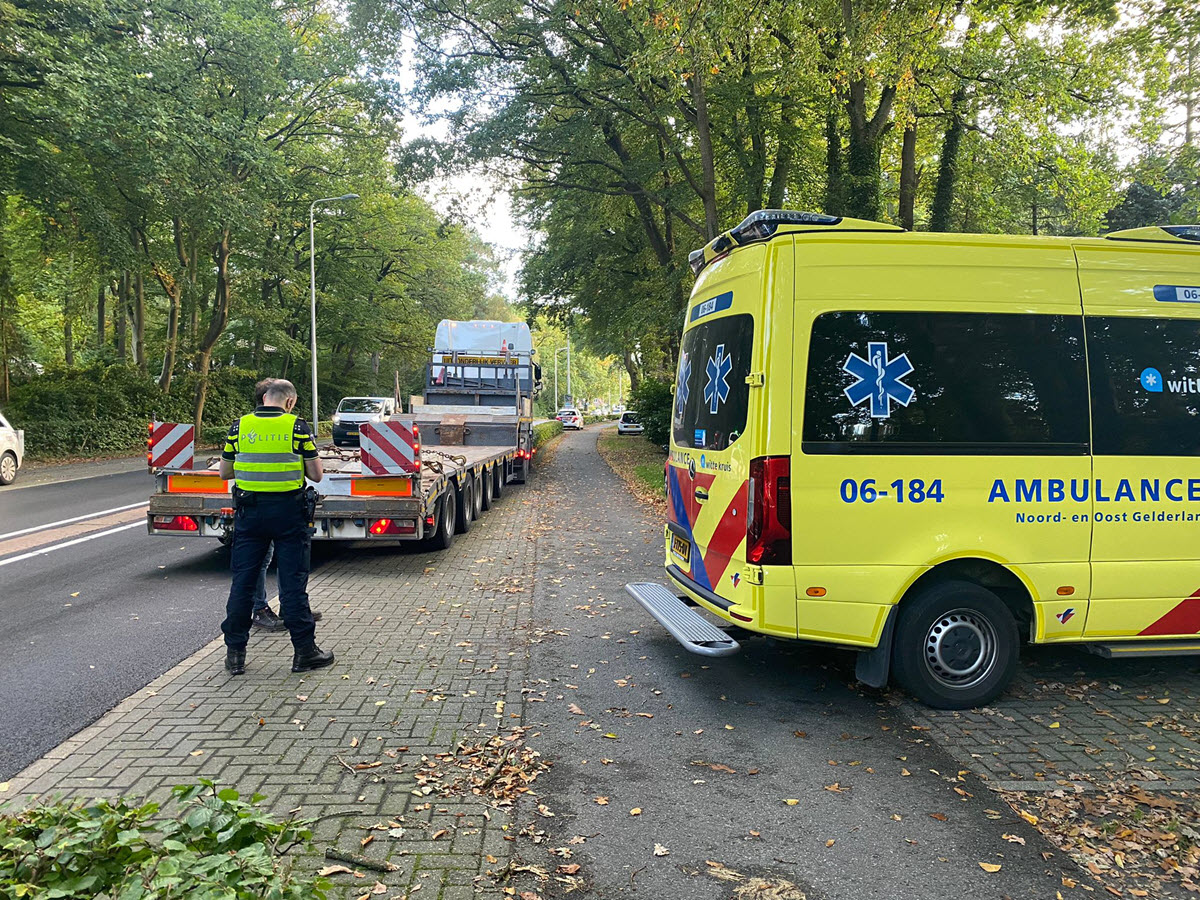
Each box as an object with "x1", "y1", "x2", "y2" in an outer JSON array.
[
  {"x1": 291, "y1": 644, "x2": 334, "y2": 673},
  {"x1": 251, "y1": 606, "x2": 287, "y2": 631},
  {"x1": 225, "y1": 647, "x2": 246, "y2": 676}
]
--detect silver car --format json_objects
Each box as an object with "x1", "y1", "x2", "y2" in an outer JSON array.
[{"x1": 0, "y1": 411, "x2": 24, "y2": 485}]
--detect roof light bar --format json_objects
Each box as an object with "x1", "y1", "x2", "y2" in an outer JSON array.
[{"x1": 689, "y1": 209, "x2": 843, "y2": 277}]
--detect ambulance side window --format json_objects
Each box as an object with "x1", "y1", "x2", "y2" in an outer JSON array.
[
  {"x1": 1087, "y1": 316, "x2": 1200, "y2": 456},
  {"x1": 802, "y1": 311, "x2": 1090, "y2": 453},
  {"x1": 672, "y1": 313, "x2": 754, "y2": 451}
]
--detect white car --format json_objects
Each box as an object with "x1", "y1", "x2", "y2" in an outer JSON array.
[
  {"x1": 332, "y1": 396, "x2": 397, "y2": 446},
  {"x1": 0, "y1": 411, "x2": 25, "y2": 485},
  {"x1": 616, "y1": 411, "x2": 644, "y2": 436},
  {"x1": 557, "y1": 408, "x2": 583, "y2": 430}
]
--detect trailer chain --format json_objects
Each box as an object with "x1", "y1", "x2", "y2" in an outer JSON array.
[{"x1": 421, "y1": 448, "x2": 468, "y2": 473}]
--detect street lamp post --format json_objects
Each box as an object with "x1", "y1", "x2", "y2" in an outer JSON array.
[
  {"x1": 554, "y1": 346, "x2": 570, "y2": 411},
  {"x1": 309, "y1": 193, "x2": 359, "y2": 423}
]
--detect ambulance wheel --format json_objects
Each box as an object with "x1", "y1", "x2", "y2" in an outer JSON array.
[
  {"x1": 428, "y1": 492, "x2": 455, "y2": 550},
  {"x1": 472, "y1": 473, "x2": 484, "y2": 519},
  {"x1": 0, "y1": 451, "x2": 16, "y2": 485},
  {"x1": 891, "y1": 580, "x2": 1019, "y2": 710},
  {"x1": 481, "y1": 467, "x2": 495, "y2": 511},
  {"x1": 455, "y1": 478, "x2": 473, "y2": 534},
  {"x1": 493, "y1": 464, "x2": 504, "y2": 500}
]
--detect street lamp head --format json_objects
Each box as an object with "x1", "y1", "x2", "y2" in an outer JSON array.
[{"x1": 339, "y1": 193, "x2": 360, "y2": 201}]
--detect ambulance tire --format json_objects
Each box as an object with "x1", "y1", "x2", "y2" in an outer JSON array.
[
  {"x1": 472, "y1": 473, "x2": 484, "y2": 519},
  {"x1": 493, "y1": 464, "x2": 504, "y2": 500},
  {"x1": 428, "y1": 492, "x2": 455, "y2": 550},
  {"x1": 455, "y1": 478, "x2": 473, "y2": 534},
  {"x1": 891, "y1": 580, "x2": 1019, "y2": 710},
  {"x1": 481, "y1": 467, "x2": 495, "y2": 511}
]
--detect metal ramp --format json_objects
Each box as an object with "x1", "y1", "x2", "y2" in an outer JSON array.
[{"x1": 625, "y1": 582, "x2": 740, "y2": 657}]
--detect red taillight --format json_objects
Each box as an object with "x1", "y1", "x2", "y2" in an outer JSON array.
[
  {"x1": 747, "y1": 456, "x2": 791, "y2": 565},
  {"x1": 153, "y1": 515, "x2": 199, "y2": 532},
  {"x1": 369, "y1": 518, "x2": 416, "y2": 536}
]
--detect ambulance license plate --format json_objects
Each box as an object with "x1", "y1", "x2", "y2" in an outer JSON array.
[{"x1": 670, "y1": 533, "x2": 691, "y2": 564}]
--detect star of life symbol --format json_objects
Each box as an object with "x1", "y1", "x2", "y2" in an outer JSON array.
[
  {"x1": 843, "y1": 341, "x2": 915, "y2": 418},
  {"x1": 704, "y1": 344, "x2": 733, "y2": 415},
  {"x1": 676, "y1": 353, "x2": 692, "y2": 408}
]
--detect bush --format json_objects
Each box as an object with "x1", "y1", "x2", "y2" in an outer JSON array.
[
  {"x1": 0, "y1": 781, "x2": 326, "y2": 899},
  {"x1": 630, "y1": 378, "x2": 673, "y2": 447},
  {"x1": 533, "y1": 420, "x2": 563, "y2": 447}
]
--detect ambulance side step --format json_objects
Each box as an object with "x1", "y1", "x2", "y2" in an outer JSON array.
[
  {"x1": 1086, "y1": 640, "x2": 1200, "y2": 659},
  {"x1": 625, "y1": 582, "x2": 740, "y2": 658}
]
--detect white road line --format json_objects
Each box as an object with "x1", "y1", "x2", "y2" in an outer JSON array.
[
  {"x1": 0, "y1": 501, "x2": 149, "y2": 541},
  {"x1": 0, "y1": 521, "x2": 145, "y2": 569}
]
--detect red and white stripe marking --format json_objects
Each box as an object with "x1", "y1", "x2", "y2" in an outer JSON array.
[
  {"x1": 149, "y1": 422, "x2": 194, "y2": 470},
  {"x1": 360, "y1": 420, "x2": 420, "y2": 475}
]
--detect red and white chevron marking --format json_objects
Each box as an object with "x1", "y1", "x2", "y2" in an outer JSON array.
[
  {"x1": 360, "y1": 420, "x2": 420, "y2": 475},
  {"x1": 149, "y1": 422, "x2": 194, "y2": 470}
]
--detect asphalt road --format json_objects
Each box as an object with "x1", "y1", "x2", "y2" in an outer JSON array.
[
  {"x1": 517, "y1": 428, "x2": 1084, "y2": 900},
  {"x1": 0, "y1": 467, "x2": 338, "y2": 780}
]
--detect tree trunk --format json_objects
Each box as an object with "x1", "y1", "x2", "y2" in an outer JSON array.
[
  {"x1": 824, "y1": 108, "x2": 845, "y2": 216},
  {"x1": 687, "y1": 74, "x2": 720, "y2": 238},
  {"x1": 116, "y1": 272, "x2": 128, "y2": 362},
  {"x1": 96, "y1": 282, "x2": 106, "y2": 349},
  {"x1": 929, "y1": 85, "x2": 968, "y2": 233},
  {"x1": 766, "y1": 103, "x2": 796, "y2": 210},
  {"x1": 193, "y1": 228, "x2": 232, "y2": 434},
  {"x1": 842, "y1": 67, "x2": 896, "y2": 221},
  {"x1": 63, "y1": 243, "x2": 76, "y2": 367},
  {"x1": 899, "y1": 120, "x2": 919, "y2": 231},
  {"x1": 133, "y1": 269, "x2": 146, "y2": 372},
  {"x1": 623, "y1": 349, "x2": 641, "y2": 393}
]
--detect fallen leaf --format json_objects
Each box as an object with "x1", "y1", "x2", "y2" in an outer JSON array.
[
  {"x1": 568, "y1": 704, "x2": 584, "y2": 715},
  {"x1": 1019, "y1": 810, "x2": 1039, "y2": 826},
  {"x1": 603, "y1": 733, "x2": 618, "y2": 739},
  {"x1": 432, "y1": 829, "x2": 448, "y2": 840},
  {"x1": 371, "y1": 883, "x2": 388, "y2": 895},
  {"x1": 318, "y1": 865, "x2": 354, "y2": 876},
  {"x1": 189, "y1": 750, "x2": 204, "y2": 757},
  {"x1": 826, "y1": 839, "x2": 836, "y2": 847},
  {"x1": 783, "y1": 799, "x2": 800, "y2": 806},
  {"x1": 929, "y1": 813, "x2": 947, "y2": 821},
  {"x1": 361, "y1": 835, "x2": 375, "y2": 848},
  {"x1": 557, "y1": 863, "x2": 581, "y2": 874},
  {"x1": 630, "y1": 807, "x2": 642, "y2": 816},
  {"x1": 979, "y1": 862, "x2": 1002, "y2": 873},
  {"x1": 794, "y1": 731, "x2": 807, "y2": 738},
  {"x1": 824, "y1": 783, "x2": 847, "y2": 793},
  {"x1": 654, "y1": 844, "x2": 670, "y2": 856},
  {"x1": 594, "y1": 796, "x2": 609, "y2": 805},
  {"x1": 900, "y1": 768, "x2": 911, "y2": 776},
  {"x1": 520, "y1": 892, "x2": 541, "y2": 900},
  {"x1": 1002, "y1": 833, "x2": 1026, "y2": 846}
]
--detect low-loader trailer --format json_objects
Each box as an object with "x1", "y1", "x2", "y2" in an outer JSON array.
[{"x1": 146, "y1": 320, "x2": 540, "y2": 548}]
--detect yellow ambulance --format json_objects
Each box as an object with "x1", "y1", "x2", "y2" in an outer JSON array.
[{"x1": 626, "y1": 211, "x2": 1200, "y2": 709}]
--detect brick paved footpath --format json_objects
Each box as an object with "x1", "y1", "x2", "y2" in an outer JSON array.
[{"x1": 3, "y1": 469, "x2": 545, "y2": 899}]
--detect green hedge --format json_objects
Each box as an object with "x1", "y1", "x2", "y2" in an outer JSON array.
[
  {"x1": 533, "y1": 420, "x2": 564, "y2": 447},
  {"x1": 630, "y1": 379, "x2": 673, "y2": 447}
]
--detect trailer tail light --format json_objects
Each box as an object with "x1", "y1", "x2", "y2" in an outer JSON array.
[
  {"x1": 369, "y1": 518, "x2": 416, "y2": 536},
  {"x1": 153, "y1": 515, "x2": 199, "y2": 532},
  {"x1": 746, "y1": 456, "x2": 791, "y2": 565}
]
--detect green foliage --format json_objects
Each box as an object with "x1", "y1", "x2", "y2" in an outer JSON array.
[
  {"x1": 0, "y1": 781, "x2": 326, "y2": 899},
  {"x1": 631, "y1": 379, "x2": 673, "y2": 448},
  {"x1": 532, "y1": 420, "x2": 563, "y2": 447}
]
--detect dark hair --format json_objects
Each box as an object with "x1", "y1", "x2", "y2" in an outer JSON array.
[{"x1": 254, "y1": 378, "x2": 277, "y2": 405}]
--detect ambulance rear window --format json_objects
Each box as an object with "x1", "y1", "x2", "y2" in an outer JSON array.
[
  {"x1": 673, "y1": 314, "x2": 754, "y2": 452},
  {"x1": 803, "y1": 311, "x2": 1089, "y2": 453}
]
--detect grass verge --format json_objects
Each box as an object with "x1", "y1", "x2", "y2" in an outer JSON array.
[{"x1": 596, "y1": 427, "x2": 667, "y2": 516}]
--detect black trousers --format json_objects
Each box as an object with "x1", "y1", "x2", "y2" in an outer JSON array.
[{"x1": 222, "y1": 492, "x2": 316, "y2": 651}]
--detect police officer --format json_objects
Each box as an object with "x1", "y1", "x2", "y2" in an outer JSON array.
[{"x1": 218, "y1": 379, "x2": 334, "y2": 675}]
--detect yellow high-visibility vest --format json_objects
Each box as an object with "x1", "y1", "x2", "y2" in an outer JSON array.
[{"x1": 233, "y1": 413, "x2": 304, "y2": 492}]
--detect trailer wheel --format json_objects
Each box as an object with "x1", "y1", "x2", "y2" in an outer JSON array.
[
  {"x1": 472, "y1": 473, "x2": 484, "y2": 519},
  {"x1": 481, "y1": 467, "x2": 495, "y2": 511},
  {"x1": 455, "y1": 478, "x2": 473, "y2": 534},
  {"x1": 493, "y1": 464, "x2": 504, "y2": 500},
  {"x1": 427, "y1": 492, "x2": 455, "y2": 550}
]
